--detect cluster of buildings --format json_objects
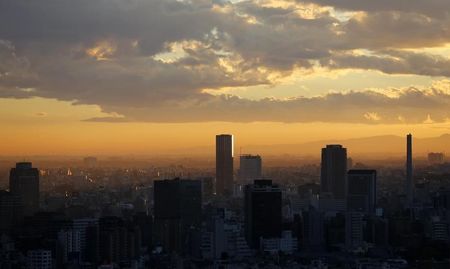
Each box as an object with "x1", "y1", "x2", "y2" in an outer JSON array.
[{"x1": 0, "y1": 134, "x2": 449, "y2": 268}]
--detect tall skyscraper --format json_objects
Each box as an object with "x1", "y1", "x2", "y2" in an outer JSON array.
[
  {"x1": 321, "y1": 145, "x2": 347, "y2": 199},
  {"x1": 238, "y1": 154, "x2": 262, "y2": 182},
  {"x1": 244, "y1": 179, "x2": 282, "y2": 248},
  {"x1": 0, "y1": 190, "x2": 22, "y2": 231},
  {"x1": 9, "y1": 162, "x2": 40, "y2": 216},
  {"x1": 154, "y1": 178, "x2": 202, "y2": 254},
  {"x1": 216, "y1": 134, "x2": 234, "y2": 196},
  {"x1": 347, "y1": 170, "x2": 377, "y2": 214},
  {"x1": 406, "y1": 134, "x2": 413, "y2": 207}
]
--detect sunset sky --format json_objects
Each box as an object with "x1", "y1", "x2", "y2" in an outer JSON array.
[{"x1": 1, "y1": 0, "x2": 450, "y2": 155}]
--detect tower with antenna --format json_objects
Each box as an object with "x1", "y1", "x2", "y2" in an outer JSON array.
[{"x1": 406, "y1": 133, "x2": 413, "y2": 207}]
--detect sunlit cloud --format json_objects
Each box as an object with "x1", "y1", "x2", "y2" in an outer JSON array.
[
  {"x1": 86, "y1": 41, "x2": 117, "y2": 61},
  {"x1": 364, "y1": 112, "x2": 381, "y2": 122},
  {"x1": 34, "y1": 112, "x2": 48, "y2": 117},
  {"x1": 1, "y1": 0, "x2": 450, "y2": 125}
]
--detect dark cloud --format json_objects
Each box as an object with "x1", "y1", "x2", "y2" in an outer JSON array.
[
  {"x1": 88, "y1": 85, "x2": 450, "y2": 124},
  {"x1": 322, "y1": 50, "x2": 450, "y2": 77},
  {"x1": 0, "y1": 0, "x2": 450, "y2": 123},
  {"x1": 302, "y1": 0, "x2": 450, "y2": 17}
]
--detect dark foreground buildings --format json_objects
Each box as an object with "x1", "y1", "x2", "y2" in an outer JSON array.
[
  {"x1": 0, "y1": 133, "x2": 449, "y2": 268},
  {"x1": 9, "y1": 162, "x2": 40, "y2": 216},
  {"x1": 347, "y1": 169, "x2": 377, "y2": 214},
  {"x1": 244, "y1": 179, "x2": 282, "y2": 248},
  {"x1": 153, "y1": 178, "x2": 202, "y2": 255}
]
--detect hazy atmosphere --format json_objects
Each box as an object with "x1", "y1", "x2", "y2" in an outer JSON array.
[{"x1": 1, "y1": 0, "x2": 450, "y2": 155}]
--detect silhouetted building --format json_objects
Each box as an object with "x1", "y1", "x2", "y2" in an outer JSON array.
[
  {"x1": 84, "y1": 225, "x2": 99, "y2": 264},
  {"x1": 321, "y1": 145, "x2": 347, "y2": 199},
  {"x1": 73, "y1": 218, "x2": 98, "y2": 262},
  {"x1": 302, "y1": 207, "x2": 325, "y2": 251},
  {"x1": 297, "y1": 183, "x2": 320, "y2": 198},
  {"x1": 153, "y1": 178, "x2": 202, "y2": 255},
  {"x1": 0, "y1": 190, "x2": 22, "y2": 231},
  {"x1": 133, "y1": 213, "x2": 152, "y2": 252},
  {"x1": 27, "y1": 249, "x2": 52, "y2": 269},
  {"x1": 244, "y1": 179, "x2": 282, "y2": 248},
  {"x1": 199, "y1": 177, "x2": 215, "y2": 200},
  {"x1": 216, "y1": 134, "x2": 234, "y2": 196},
  {"x1": 98, "y1": 217, "x2": 140, "y2": 266},
  {"x1": 347, "y1": 170, "x2": 377, "y2": 214},
  {"x1": 428, "y1": 152, "x2": 445, "y2": 165},
  {"x1": 406, "y1": 134, "x2": 413, "y2": 207},
  {"x1": 325, "y1": 213, "x2": 346, "y2": 248},
  {"x1": 434, "y1": 190, "x2": 450, "y2": 210},
  {"x1": 83, "y1": 156, "x2": 98, "y2": 168},
  {"x1": 365, "y1": 216, "x2": 389, "y2": 247},
  {"x1": 57, "y1": 229, "x2": 81, "y2": 265},
  {"x1": 9, "y1": 162, "x2": 39, "y2": 216},
  {"x1": 238, "y1": 154, "x2": 262, "y2": 182},
  {"x1": 345, "y1": 212, "x2": 364, "y2": 248}
]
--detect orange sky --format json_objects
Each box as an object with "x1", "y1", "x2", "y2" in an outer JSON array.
[
  {"x1": 2, "y1": 1, "x2": 450, "y2": 156},
  {"x1": 1, "y1": 97, "x2": 449, "y2": 156}
]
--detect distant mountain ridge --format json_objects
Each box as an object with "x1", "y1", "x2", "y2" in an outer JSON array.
[{"x1": 179, "y1": 134, "x2": 450, "y2": 157}]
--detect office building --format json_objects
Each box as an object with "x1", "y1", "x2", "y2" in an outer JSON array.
[
  {"x1": 301, "y1": 206, "x2": 325, "y2": 251},
  {"x1": 27, "y1": 249, "x2": 52, "y2": 269},
  {"x1": 260, "y1": 231, "x2": 298, "y2": 254},
  {"x1": 83, "y1": 156, "x2": 97, "y2": 168},
  {"x1": 9, "y1": 162, "x2": 40, "y2": 216},
  {"x1": 73, "y1": 218, "x2": 98, "y2": 262},
  {"x1": 0, "y1": 190, "x2": 22, "y2": 231},
  {"x1": 238, "y1": 154, "x2": 262, "y2": 182},
  {"x1": 406, "y1": 134, "x2": 413, "y2": 207},
  {"x1": 216, "y1": 134, "x2": 234, "y2": 196},
  {"x1": 428, "y1": 152, "x2": 445, "y2": 165},
  {"x1": 347, "y1": 170, "x2": 377, "y2": 214},
  {"x1": 153, "y1": 178, "x2": 202, "y2": 254},
  {"x1": 98, "y1": 217, "x2": 140, "y2": 265},
  {"x1": 345, "y1": 212, "x2": 364, "y2": 249},
  {"x1": 321, "y1": 145, "x2": 347, "y2": 199},
  {"x1": 244, "y1": 179, "x2": 282, "y2": 248},
  {"x1": 57, "y1": 229, "x2": 81, "y2": 264},
  {"x1": 199, "y1": 177, "x2": 215, "y2": 200}
]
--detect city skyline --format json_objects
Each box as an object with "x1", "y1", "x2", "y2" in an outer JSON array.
[
  {"x1": 1, "y1": 1, "x2": 450, "y2": 267},
  {"x1": 0, "y1": 133, "x2": 449, "y2": 268}
]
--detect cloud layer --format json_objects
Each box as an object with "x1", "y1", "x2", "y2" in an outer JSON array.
[{"x1": 1, "y1": 0, "x2": 450, "y2": 123}]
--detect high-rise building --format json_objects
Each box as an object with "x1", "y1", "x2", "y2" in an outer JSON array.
[
  {"x1": 347, "y1": 170, "x2": 377, "y2": 214},
  {"x1": 9, "y1": 162, "x2": 40, "y2": 216},
  {"x1": 406, "y1": 134, "x2": 413, "y2": 207},
  {"x1": 0, "y1": 190, "x2": 22, "y2": 231},
  {"x1": 153, "y1": 178, "x2": 202, "y2": 254},
  {"x1": 244, "y1": 179, "x2": 282, "y2": 248},
  {"x1": 98, "y1": 217, "x2": 140, "y2": 264},
  {"x1": 321, "y1": 145, "x2": 347, "y2": 199},
  {"x1": 57, "y1": 229, "x2": 81, "y2": 264},
  {"x1": 216, "y1": 134, "x2": 234, "y2": 196},
  {"x1": 301, "y1": 206, "x2": 325, "y2": 251},
  {"x1": 345, "y1": 212, "x2": 364, "y2": 248},
  {"x1": 72, "y1": 218, "x2": 98, "y2": 262},
  {"x1": 238, "y1": 154, "x2": 262, "y2": 182}
]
